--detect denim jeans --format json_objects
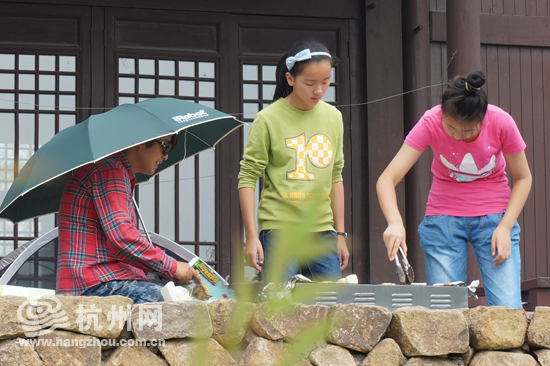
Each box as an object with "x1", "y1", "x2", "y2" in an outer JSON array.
[
  {"x1": 82, "y1": 280, "x2": 165, "y2": 304},
  {"x1": 259, "y1": 230, "x2": 341, "y2": 283},
  {"x1": 418, "y1": 213, "x2": 522, "y2": 308}
]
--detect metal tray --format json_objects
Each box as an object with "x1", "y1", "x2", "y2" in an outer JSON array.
[{"x1": 293, "y1": 283, "x2": 468, "y2": 310}]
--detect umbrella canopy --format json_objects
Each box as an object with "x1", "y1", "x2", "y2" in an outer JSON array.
[{"x1": 0, "y1": 97, "x2": 242, "y2": 223}]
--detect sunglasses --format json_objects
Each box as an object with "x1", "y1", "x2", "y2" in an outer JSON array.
[{"x1": 153, "y1": 139, "x2": 174, "y2": 156}]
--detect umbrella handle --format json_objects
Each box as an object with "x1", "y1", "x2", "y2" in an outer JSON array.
[{"x1": 133, "y1": 196, "x2": 153, "y2": 245}]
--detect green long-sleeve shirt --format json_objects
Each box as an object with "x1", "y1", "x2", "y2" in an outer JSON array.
[{"x1": 238, "y1": 98, "x2": 344, "y2": 233}]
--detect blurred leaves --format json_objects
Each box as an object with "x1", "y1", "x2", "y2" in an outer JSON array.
[{"x1": 224, "y1": 197, "x2": 338, "y2": 365}]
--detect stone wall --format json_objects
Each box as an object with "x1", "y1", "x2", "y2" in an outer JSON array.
[{"x1": 0, "y1": 295, "x2": 549, "y2": 365}]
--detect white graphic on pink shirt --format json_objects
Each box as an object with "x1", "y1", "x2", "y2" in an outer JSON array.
[{"x1": 439, "y1": 153, "x2": 496, "y2": 182}]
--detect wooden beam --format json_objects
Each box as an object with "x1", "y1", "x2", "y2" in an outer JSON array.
[
  {"x1": 431, "y1": 11, "x2": 550, "y2": 48},
  {"x1": 522, "y1": 277, "x2": 550, "y2": 291},
  {"x1": 0, "y1": 0, "x2": 363, "y2": 19}
]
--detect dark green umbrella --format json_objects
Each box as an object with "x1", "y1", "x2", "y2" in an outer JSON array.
[{"x1": 0, "y1": 97, "x2": 242, "y2": 223}]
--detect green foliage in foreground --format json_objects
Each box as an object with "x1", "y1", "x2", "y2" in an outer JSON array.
[{"x1": 226, "y1": 198, "x2": 340, "y2": 365}]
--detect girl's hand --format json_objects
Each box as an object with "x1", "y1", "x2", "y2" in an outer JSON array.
[
  {"x1": 244, "y1": 237, "x2": 264, "y2": 272},
  {"x1": 383, "y1": 223, "x2": 407, "y2": 261},
  {"x1": 491, "y1": 224, "x2": 512, "y2": 266},
  {"x1": 376, "y1": 143, "x2": 421, "y2": 262},
  {"x1": 337, "y1": 235, "x2": 350, "y2": 270}
]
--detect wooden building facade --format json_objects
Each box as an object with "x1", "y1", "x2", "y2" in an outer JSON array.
[{"x1": 0, "y1": 0, "x2": 548, "y2": 306}]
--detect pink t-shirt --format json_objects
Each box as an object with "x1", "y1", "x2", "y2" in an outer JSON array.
[{"x1": 405, "y1": 104, "x2": 526, "y2": 216}]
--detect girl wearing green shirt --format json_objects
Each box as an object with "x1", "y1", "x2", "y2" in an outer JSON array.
[{"x1": 238, "y1": 40, "x2": 349, "y2": 283}]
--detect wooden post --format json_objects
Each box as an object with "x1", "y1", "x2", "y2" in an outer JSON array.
[
  {"x1": 446, "y1": 0, "x2": 481, "y2": 78},
  {"x1": 365, "y1": 0, "x2": 404, "y2": 283},
  {"x1": 402, "y1": 0, "x2": 432, "y2": 282}
]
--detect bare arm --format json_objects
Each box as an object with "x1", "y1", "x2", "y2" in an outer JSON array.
[
  {"x1": 491, "y1": 151, "x2": 532, "y2": 265},
  {"x1": 239, "y1": 187, "x2": 263, "y2": 271},
  {"x1": 330, "y1": 181, "x2": 349, "y2": 270},
  {"x1": 376, "y1": 143, "x2": 423, "y2": 261}
]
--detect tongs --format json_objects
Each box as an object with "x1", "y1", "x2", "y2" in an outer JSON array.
[{"x1": 395, "y1": 247, "x2": 414, "y2": 284}]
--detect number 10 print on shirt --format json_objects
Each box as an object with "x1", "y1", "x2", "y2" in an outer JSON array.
[{"x1": 285, "y1": 133, "x2": 334, "y2": 181}]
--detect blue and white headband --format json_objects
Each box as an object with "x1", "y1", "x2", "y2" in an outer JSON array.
[{"x1": 285, "y1": 49, "x2": 332, "y2": 71}]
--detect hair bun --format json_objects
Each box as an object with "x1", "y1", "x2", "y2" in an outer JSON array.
[{"x1": 467, "y1": 70, "x2": 485, "y2": 90}]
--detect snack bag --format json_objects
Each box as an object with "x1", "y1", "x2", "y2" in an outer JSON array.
[{"x1": 184, "y1": 257, "x2": 236, "y2": 300}]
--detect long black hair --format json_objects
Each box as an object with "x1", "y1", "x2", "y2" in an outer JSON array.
[
  {"x1": 272, "y1": 40, "x2": 332, "y2": 102},
  {"x1": 441, "y1": 70, "x2": 488, "y2": 124}
]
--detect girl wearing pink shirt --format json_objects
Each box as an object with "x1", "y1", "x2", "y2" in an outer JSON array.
[{"x1": 377, "y1": 70, "x2": 532, "y2": 308}]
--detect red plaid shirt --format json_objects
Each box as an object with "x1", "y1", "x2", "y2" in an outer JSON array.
[{"x1": 56, "y1": 152, "x2": 176, "y2": 296}]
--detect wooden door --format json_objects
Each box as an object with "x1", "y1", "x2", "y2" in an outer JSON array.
[{"x1": 0, "y1": 3, "x2": 92, "y2": 288}]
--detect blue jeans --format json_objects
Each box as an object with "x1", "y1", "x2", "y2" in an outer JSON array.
[
  {"x1": 418, "y1": 213, "x2": 522, "y2": 309},
  {"x1": 259, "y1": 230, "x2": 341, "y2": 283},
  {"x1": 82, "y1": 280, "x2": 164, "y2": 304}
]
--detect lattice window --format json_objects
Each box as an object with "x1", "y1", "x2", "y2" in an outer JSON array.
[
  {"x1": 0, "y1": 53, "x2": 77, "y2": 251},
  {"x1": 117, "y1": 57, "x2": 217, "y2": 267},
  {"x1": 0, "y1": 53, "x2": 77, "y2": 288}
]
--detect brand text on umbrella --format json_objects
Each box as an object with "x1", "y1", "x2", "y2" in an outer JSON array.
[{"x1": 172, "y1": 110, "x2": 209, "y2": 123}]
